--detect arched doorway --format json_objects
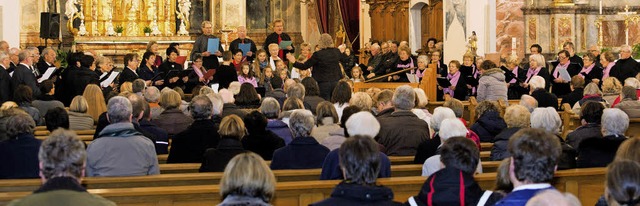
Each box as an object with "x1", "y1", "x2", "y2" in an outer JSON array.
[
  {"x1": 409, "y1": 0, "x2": 428, "y2": 55},
  {"x1": 409, "y1": 0, "x2": 443, "y2": 55}
]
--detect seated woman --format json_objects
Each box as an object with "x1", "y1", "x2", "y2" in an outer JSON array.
[
  {"x1": 235, "y1": 83, "x2": 261, "y2": 109},
  {"x1": 137, "y1": 51, "x2": 164, "y2": 87},
  {"x1": 13, "y1": 85, "x2": 44, "y2": 126},
  {"x1": 528, "y1": 76, "x2": 558, "y2": 109},
  {"x1": 390, "y1": 45, "x2": 416, "y2": 82},
  {"x1": 566, "y1": 102, "x2": 604, "y2": 149},
  {"x1": 260, "y1": 97, "x2": 294, "y2": 145},
  {"x1": 530, "y1": 107, "x2": 577, "y2": 169},
  {"x1": 32, "y1": 80, "x2": 64, "y2": 117},
  {"x1": 422, "y1": 118, "x2": 482, "y2": 177},
  {"x1": 577, "y1": 108, "x2": 629, "y2": 168},
  {"x1": 151, "y1": 89, "x2": 194, "y2": 138},
  {"x1": 218, "y1": 152, "x2": 276, "y2": 206},
  {"x1": 301, "y1": 77, "x2": 325, "y2": 112},
  {"x1": 470, "y1": 101, "x2": 507, "y2": 142},
  {"x1": 67, "y1": 96, "x2": 94, "y2": 130},
  {"x1": 491, "y1": 105, "x2": 530, "y2": 161},
  {"x1": 311, "y1": 135, "x2": 400, "y2": 205},
  {"x1": 83, "y1": 84, "x2": 107, "y2": 123},
  {"x1": 602, "y1": 77, "x2": 623, "y2": 105},
  {"x1": 241, "y1": 111, "x2": 285, "y2": 161},
  {"x1": 572, "y1": 83, "x2": 607, "y2": 115},
  {"x1": 438, "y1": 60, "x2": 468, "y2": 101},
  {"x1": 200, "y1": 114, "x2": 247, "y2": 172},
  {"x1": 601, "y1": 160, "x2": 640, "y2": 206},
  {"x1": 614, "y1": 86, "x2": 640, "y2": 118},
  {"x1": 310, "y1": 101, "x2": 341, "y2": 143},
  {"x1": 0, "y1": 109, "x2": 41, "y2": 179},
  {"x1": 270, "y1": 110, "x2": 330, "y2": 170}
]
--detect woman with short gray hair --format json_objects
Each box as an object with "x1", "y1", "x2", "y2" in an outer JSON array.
[
  {"x1": 260, "y1": 97, "x2": 294, "y2": 145},
  {"x1": 413, "y1": 107, "x2": 456, "y2": 164},
  {"x1": 270, "y1": 109, "x2": 330, "y2": 170},
  {"x1": 0, "y1": 109, "x2": 41, "y2": 179},
  {"x1": 576, "y1": 108, "x2": 629, "y2": 168},
  {"x1": 530, "y1": 107, "x2": 562, "y2": 135},
  {"x1": 490, "y1": 105, "x2": 530, "y2": 161}
]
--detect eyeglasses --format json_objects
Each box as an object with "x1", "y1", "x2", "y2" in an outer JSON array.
[
  {"x1": 558, "y1": 56, "x2": 567, "y2": 59},
  {"x1": 194, "y1": 60, "x2": 203, "y2": 63}
]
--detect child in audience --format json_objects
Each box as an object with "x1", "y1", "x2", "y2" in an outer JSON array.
[
  {"x1": 238, "y1": 63, "x2": 258, "y2": 87},
  {"x1": 259, "y1": 66, "x2": 275, "y2": 91},
  {"x1": 253, "y1": 49, "x2": 269, "y2": 71},
  {"x1": 278, "y1": 66, "x2": 290, "y2": 83},
  {"x1": 350, "y1": 66, "x2": 365, "y2": 82},
  {"x1": 275, "y1": 59, "x2": 288, "y2": 74}
]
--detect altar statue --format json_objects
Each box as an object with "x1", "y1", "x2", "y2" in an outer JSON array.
[
  {"x1": 177, "y1": 0, "x2": 191, "y2": 23},
  {"x1": 150, "y1": 17, "x2": 162, "y2": 36},
  {"x1": 65, "y1": 0, "x2": 78, "y2": 20},
  {"x1": 126, "y1": 0, "x2": 139, "y2": 36},
  {"x1": 105, "y1": 14, "x2": 116, "y2": 36},
  {"x1": 335, "y1": 25, "x2": 346, "y2": 46},
  {"x1": 147, "y1": 0, "x2": 157, "y2": 20},
  {"x1": 467, "y1": 31, "x2": 478, "y2": 56}
]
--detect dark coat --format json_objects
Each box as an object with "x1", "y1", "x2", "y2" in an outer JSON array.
[
  {"x1": 407, "y1": 167, "x2": 489, "y2": 206},
  {"x1": 138, "y1": 119, "x2": 169, "y2": 154},
  {"x1": 151, "y1": 108, "x2": 194, "y2": 138},
  {"x1": 560, "y1": 88, "x2": 584, "y2": 109},
  {"x1": 413, "y1": 134, "x2": 440, "y2": 164},
  {"x1": 118, "y1": 67, "x2": 139, "y2": 85},
  {"x1": 158, "y1": 61, "x2": 185, "y2": 89},
  {"x1": 11, "y1": 63, "x2": 41, "y2": 97},
  {"x1": 191, "y1": 34, "x2": 224, "y2": 70},
  {"x1": 524, "y1": 66, "x2": 551, "y2": 91},
  {"x1": 270, "y1": 136, "x2": 330, "y2": 170},
  {"x1": 0, "y1": 65, "x2": 12, "y2": 104},
  {"x1": 610, "y1": 57, "x2": 640, "y2": 83},
  {"x1": 470, "y1": 111, "x2": 507, "y2": 142},
  {"x1": 214, "y1": 64, "x2": 238, "y2": 89},
  {"x1": 550, "y1": 63, "x2": 581, "y2": 97},
  {"x1": 505, "y1": 67, "x2": 528, "y2": 99},
  {"x1": 229, "y1": 38, "x2": 257, "y2": 62},
  {"x1": 263, "y1": 32, "x2": 295, "y2": 59},
  {"x1": 310, "y1": 182, "x2": 401, "y2": 206},
  {"x1": 36, "y1": 59, "x2": 53, "y2": 76},
  {"x1": 221, "y1": 103, "x2": 248, "y2": 119},
  {"x1": 293, "y1": 48, "x2": 343, "y2": 83},
  {"x1": 199, "y1": 137, "x2": 246, "y2": 172},
  {"x1": 374, "y1": 52, "x2": 399, "y2": 77},
  {"x1": 137, "y1": 65, "x2": 159, "y2": 81},
  {"x1": 168, "y1": 119, "x2": 221, "y2": 163},
  {"x1": 304, "y1": 95, "x2": 326, "y2": 113},
  {"x1": 320, "y1": 149, "x2": 391, "y2": 180},
  {"x1": 580, "y1": 65, "x2": 604, "y2": 84},
  {"x1": 490, "y1": 127, "x2": 523, "y2": 161},
  {"x1": 390, "y1": 56, "x2": 417, "y2": 82},
  {"x1": 0, "y1": 133, "x2": 41, "y2": 179},
  {"x1": 70, "y1": 67, "x2": 99, "y2": 95},
  {"x1": 376, "y1": 110, "x2": 431, "y2": 156},
  {"x1": 266, "y1": 119, "x2": 294, "y2": 145},
  {"x1": 566, "y1": 123, "x2": 602, "y2": 149},
  {"x1": 577, "y1": 135, "x2": 626, "y2": 168},
  {"x1": 241, "y1": 129, "x2": 285, "y2": 160},
  {"x1": 94, "y1": 113, "x2": 160, "y2": 152},
  {"x1": 530, "y1": 88, "x2": 559, "y2": 109}
]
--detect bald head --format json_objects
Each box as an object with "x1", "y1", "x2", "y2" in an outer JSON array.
[{"x1": 236, "y1": 26, "x2": 247, "y2": 39}]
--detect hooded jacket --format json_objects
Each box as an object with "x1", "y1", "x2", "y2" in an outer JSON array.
[
  {"x1": 406, "y1": 167, "x2": 497, "y2": 206},
  {"x1": 477, "y1": 68, "x2": 508, "y2": 102},
  {"x1": 266, "y1": 119, "x2": 294, "y2": 145},
  {"x1": 311, "y1": 182, "x2": 401, "y2": 206}
]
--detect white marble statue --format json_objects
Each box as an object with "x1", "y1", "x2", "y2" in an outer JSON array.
[
  {"x1": 126, "y1": 0, "x2": 139, "y2": 36},
  {"x1": 147, "y1": 0, "x2": 157, "y2": 19},
  {"x1": 150, "y1": 17, "x2": 162, "y2": 36},
  {"x1": 65, "y1": 0, "x2": 79, "y2": 20},
  {"x1": 177, "y1": 0, "x2": 191, "y2": 23},
  {"x1": 105, "y1": 14, "x2": 116, "y2": 36}
]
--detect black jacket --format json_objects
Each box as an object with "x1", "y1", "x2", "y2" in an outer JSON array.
[
  {"x1": 577, "y1": 135, "x2": 626, "y2": 168},
  {"x1": 0, "y1": 65, "x2": 12, "y2": 104},
  {"x1": 221, "y1": 103, "x2": 248, "y2": 119},
  {"x1": 580, "y1": 65, "x2": 604, "y2": 85},
  {"x1": 263, "y1": 32, "x2": 295, "y2": 59},
  {"x1": 550, "y1": 63, "x2": 581, "y2": 97},
  {"x1": 199, "y1": 137, "x2": 245, "y2": 172},
  {"x1": 413, "y1": 134, "x2": 440, "y2": 164},
  {"x1": 530, "y1": 88, "x2": 559, "y2": 109},
  {"x1": 241, "y1": 130, "x2": 285, "y2": 160},
  {"x1": 293, "y1": 48, "x2": 343, "y2": 83},
  {"x1": 560, "y1": 88, "x2": 584, "y2": 109},
  {"x1": 11, "y1": 63, "x2": 41, "y2": 97},
  {"x1": 71, "y1": 67, "x2": 99, "y2": 96},
  {"x1": 270, "y1": 136, "x2": 330, "y2": 170},
  {"x1": 0, "y1": 133, "x2": 41, "y2": 179},
  {"x1": 36, "y1": 59, "x2": 53, "y2": 76},
  {"x1": 566, "y1": 123, "x2": 602, "y2": 149},
  {"x1": 407, "y1": 167, "x2": 499, "y2": 206},
  {"x1": 610, "y1": 57, "x2": 640, "y2": 83},
  {"x1": 490, "y1": 127, "x2": 523, "y2": 161},
  {"x1": 214, "y1": 64, "x2": 238, "y2": 89},
  {"x1": 310, "y1": 182, "x2": 401, "y2": 206},
  {"x1": 470, "y1": 111, "x2": 507, "y2": 142},
  {"x1": 229, "y1": 38, "x2": 257, "y2": 62},
  {"x1": 524, "y1": 67, "x2": 551, "y2": 91},
  {"x1": 139, "y1": 119, "x2": 169, "y2": 154},
  {"x1": 168, "y1": 119, "x2": 221, "y2": 163},
  {"x1": 158, "y1": 61, "x2": 185, "y2": 89},
  {"x1": 118, "y1": 67, "x2": 139, "y2": 85}
]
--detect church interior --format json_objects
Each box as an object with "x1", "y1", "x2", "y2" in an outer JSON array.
[{"x1": 1, "y1": 0, "x2": 640, "y2": 205}]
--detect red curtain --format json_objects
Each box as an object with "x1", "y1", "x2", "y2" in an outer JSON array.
[
  {"x1": 338, "y1": 0, "x2": 360, "y2": 51},
  {"x1": 317, "y1": 0, "x2": 329, "y2": 33}
]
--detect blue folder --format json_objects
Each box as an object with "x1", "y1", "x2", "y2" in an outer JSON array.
[
  {"x1": 207, "y1": 38, "x2": 220, "y2": 53},
  {"x1": 238, "y1": 43, "x2": 251, "y2": 56}
]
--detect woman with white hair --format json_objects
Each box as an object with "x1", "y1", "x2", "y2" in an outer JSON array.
[
  {"x1": 572, "y1": 82, "x2": 607, "y2": 115},
  {"x1": 529, "y1": 76, "x2": 558, "y2": 109},
  {"x1": 413, "y1": 107, "x2": 456, "y2": 164},
  {"x1": 490, "y1": 105, "x2": 530, "y2": 161},
  {"x1": 422, "y1": 118, "x2": 482, "y2": 177},
  {"x1": 577, "y1": 108, "x2": 629, "y2": 168},
  {"x1": 270, "y1": 109, "x2": 330, "y2": 170},
  {"x1": 524, "y1": 54, "x2": 550, "y2": 91},
  {"x1": 530, "y1": 107, "x2": 577, "y2": 169},
  {"x1": 610, "y1": 77, "x2": 640, "y2": 107},
  {"x1": 286, "y1": 33, "x2": 343, "y2": 100}
]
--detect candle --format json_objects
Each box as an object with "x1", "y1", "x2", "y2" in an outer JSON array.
[
  {"x1": 512, "y1": 37, "x2": 517, "y2": 56},
  {"x1": 599, "y1": 0, "x2": 603, "y2": 15}
]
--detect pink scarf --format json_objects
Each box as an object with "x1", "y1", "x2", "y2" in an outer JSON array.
[
  {"x1": 579, "y1": 64, "x2": 595, "y2": 78},
  {"x1": 443, "y1": 71, "x2": 461, "y2": 97},
  {"x1": 192, "y1": 65, "x2": 208, "y2": 84},
  {"x1": 603, "y1": 62, "x2": 615, "y2": 79},
  {"x1": 526, "y1": 67, "x2": 541, "y2": 83},
  {"x1": 553, "y1": 62, "x2": 569, "y2": 78},
  {"x1": 509, "y1": 66, "x2": 519, "y2": 84}
]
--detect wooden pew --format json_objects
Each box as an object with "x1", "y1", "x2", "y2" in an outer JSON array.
[
  {"x1": 480, "y1": 142, "x2": 493, "y2": 151},
  {"x1": 0, "y1": 168, "x2": 606, "y2": 206},
  {"x1": 627, "y1": 118, "x2": 640, "y2": 138},
  {"x1": 33, "y1": 129, "x2": 96, "y2": 136}
]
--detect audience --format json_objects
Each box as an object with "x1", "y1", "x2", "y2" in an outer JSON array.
[
  {"x1": 529, "y1": 76, "x2": 558, "y2": 109},
  {"x1": 349, "y1": 92, "x2": 373, "y2": 111},
  {"x1": 7, "y1": 129, "x2": 116, "y2": 205},
  {"x1": 168, "y1": 95, "x2": 220, "y2": 163},
  {"x1": 261, "y1": 97, "x2": 294, "y2": 145},
  {"x1": 14, "y1": 85, "x2": 44, "y2": 126},
  {"x1": 377, "y1": 85, "x2": 430, "y2": 156},
  {"x1": 494, "y1": 128, "x2": 561, "y2": 206},
  {"x1": 86, "y1": 96, "x2": 159, "y2": 177},
  {"x1": 152, "y1": 89, "x2": 194, "y2": 138},
  {"x1": 525, "y1": 189, "x2": 580, "y2": 206},
  {"x1": 519, "y1": 95, "x2": 538, "y2": 113},
  {"x1": 219, "y1": 89, "x2": 248, "y2": 118},
  {"x1": 32, "y1": 80, "x2": 64, "y2": 117},
  {"x1": 577, "y1": 108, "x2": 629, "y2": 168},
  {"x1": 572, "y1": 82, "x2": 606, "y2": 115},
  {"x1": 0, "y1": 109, "x2": 40, "y2": 179},
  {"x1": 67, "y1": 96, "x2": 94, "y2": 130},
  {"x1": 331, "y1": 80, "x2": 352, "y2": 119},
  {"x1": 414, "y1": 107, "x2": 456, "y2": 164},
  {"x1": 235, "y1": 83, "x2": 261, "y2": 109},
  {"x1": 242, "y1": 111, "x2": 285, "y2": 160},
  {"x1": 311, "y1": 101, "x2": 341, "y2": 143},
  {"x1": 603, "y1": 160, "x2": 640, "y2": 206},
  {"x1": 566, "y1": 101, "x2": 604, "y2": 149},
  {"x1": 312, "y1": 135, "x2": 400, "y2": 205},
  {"x1": 301, "y1": 77, "x2": 325, "y2": 112},
  {"x1": 530, "y1": 107, "x2": 577, "y2": 169},
  {"x1": 138, "y1": 100, "x2": 169, "y2": 154},
  {"x1": 491, "y1": 105, "x2": 530, "y2": 161},
  {"x1": 373, "y1": 89, "x2": 394, "y2": 117},
  {"x1": 44, "y1": 107, "x2": 70, "y2": 132},
  {"x1": 422, "y1": 118, "x2": 481, "y2": 176},
  {"x1": 320, "y1": 106, "x2": 362, "y2": 151},
  {"x1": 200, "y1": 114, "x2": 247, "y2": 172},
  {"x1": 271, "y1": 109, "x2": 330, "y2": 169},
  {"x1": 82, "y1": 84, "x2": 107, "y2": 122},
  {"x1": 614, "y1": 86, "x2": 640, "y2": 118},
  {"x1": 143, "y1": 86, "x2": 163, "y2": 119},
  {"x1": 218, "y1": 152, "x2": 276, "y2": 206},
  {"x1": 471, "y1": 101, "x2": 507, "y2": 142},
  {"x1": 560, "y1": 75, "x2": 585, "y2": 108},
  {"x1": 602, "y1": 77, "x2": 623, "y2": 105}
]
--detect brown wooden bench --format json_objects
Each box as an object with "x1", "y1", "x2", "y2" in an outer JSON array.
[
  {"x1": 0, "y1": 168, "x2": 606, "y2": 206},
  {"x1": 33, "y1": 129, "x2": 96, "y2": 136}
]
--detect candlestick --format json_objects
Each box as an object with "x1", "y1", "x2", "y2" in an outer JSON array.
[{"x1": 599, "y1": 0, "x2": 602, "y2": 15}]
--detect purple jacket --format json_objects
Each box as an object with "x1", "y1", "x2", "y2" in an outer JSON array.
[{"x1": 266, "y1": 119, "x2": 294, "y2": 145}]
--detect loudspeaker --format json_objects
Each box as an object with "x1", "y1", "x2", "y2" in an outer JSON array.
[{"x1": 40, "y1": 12, "x2": 60, "y2": 39}]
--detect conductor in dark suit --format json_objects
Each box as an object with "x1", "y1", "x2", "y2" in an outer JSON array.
[
  {"x1": 11, "y1": 50, "x2": 40, "y2": 97},
  {"x1": 229, "y1": 26, "x2": 257, "y2": 62},
  {"x1": 0, "y1": 53, "x2": 13, "y2": 104},
  {"x1": 190, "y1": 21, "x2": 224, "y2": 70},
  {"x1": 286, "y1": 34, "x2": 342, "y2": 100},
  {"x1": 118, "y1": 53, "x2": 140, "y2": 85},
  {"x1": 263, "y1": 19, "x2": 295, "y2": 61}
]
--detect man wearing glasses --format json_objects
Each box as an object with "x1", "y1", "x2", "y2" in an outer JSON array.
[
  {"x1": 610, "y1": 45, "x2": 640, "y2": 83},
  {"x1": 588, "y1": 45, "x2": 602, "y2": 68},
  {"x1": 563, "y1": 42, "x2": 583, "y2": 68},
  {"x1": 551, "y1": 50, "x2": 581, "y2": 97}
]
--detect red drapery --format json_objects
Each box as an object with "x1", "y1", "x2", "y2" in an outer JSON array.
[
  {"x1": 338, "y1": 0, "x2": 360, "y2": 51},
  {"x1": 317, "y1": 0, "x2": 329, "y2": 33}
]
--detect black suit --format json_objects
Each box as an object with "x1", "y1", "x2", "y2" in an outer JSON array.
[
  {"x1": 524, "y1": 67, "x2": 551, "y2": 91},
  {"x1": 580, "y1": 65, "x2": 603, "y2": 85},
  {"x1": 11, "y1": 63, "x2": 40, "y2": 97},
  {"x1": 263, "y1": 32, "x2": 295, "y2": 60},
  {"x1": 610, "y1": 58, "x2": 640, "y2": 83},
  {"x1": 0, "y1": 65, "x2": 12, "y2": 104},
  {"x1": 569, "y1": 55, "x2": 584, "y2": 68},
  {"x1": 118, "y1": 67, "x2": 139, "y2": 85},
  {"x1": 229, "y1": 38, "x2": 257, "y2": 62},
  {"x1": 36, "y1": 59, "x2": 53, "y2": 77},
  {"x1": 167, "y1": 119, "x2": 220, "y2": 163},
  {"x1": 8, "y1": 62, "x2": 17, "y2": 73}
]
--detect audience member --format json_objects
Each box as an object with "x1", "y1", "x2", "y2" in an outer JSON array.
[
  {"x1": 377, "y1": 85, "x2": 430, "y2": 156},
  {"x1": 218, "y1": 152, "x2": 276, "y2": 206},
  {"x1": 320, "y1": 106, "x2": 362, "y2": 151},
  {"x1": 615, "y1": 137, "x2": 640, "y2": 162},
  {"x1": 519, "y1": 95, "x2": 538, "y2": 113},
  {"x1": 242, "y1": 111, "x2": 285, "y2": 160},
  {"x1": 82, "y1": 84, "x2": 107, "y2": 122},
  {"x1": 14, "y1": 85, "x2": 44, "y2": 125},
  {"x1": 7, "y1": 129, "x2": 116, "y2": 206},
  {"x1": 86, "y1": 96, "x2": 159, "y2": 176},
  {"x1": 414, "y1": 107, "x2": 455, "y2": 164},
  {"x1": 168, "y1": 96, "x2": 220, "y2": 163},
  {"x1": 301, "y1": 77, "x2": 325, "y2": 112},
  {"x1": 528, "y1": 76, "x2": 558, "y2": 109},
  {"x1": 471, "y1": 101, "x2": 507, "y2": 142},
  {"x1": 525, "y1": 189, "x2": 580, "y2": 206},
  {"x1": 615, "y1": 86, "x2": 640, "y2": 118},
  {"x1": 138, "y1": 100, "x2": 169, "y2": 154},
  {"x1": 602, "y1": 77, "x2": 623, "y2": 105},
  {"x1": 312, "y1": 136, "x2": 401, "y2": 206},
  {"x1": 0, "y1": 109, "x2": 40, "y2": 179},
  {"x1": 280, "y1": 96, "x2": 304, "y2": 126},
  {"x1": 603, "y1": 160, "x2": 640, "y2": 206},
  {"x1": 373, "y1": 89, "x2": 394, "y2": 117},
  {"x1": 572, "y1": 82, "x2": 606, "y2": 115},
  {"x1": 566, "y1": 101, "x2": 604, "y2": 149},
  {"x1": 44, "y1": 107, "x2": 69, "y2": 132},
  {"x1": 200, "y1": 114, "x2": 247, "y2": 172},
  {"x1": 443, "y1": 98, "x2": 481, "y2": 148},
  {"x1": 32, "y1": 80, "x2": 64, "y2": 117},
  {"x1": 493, "y1": 128, "x2": 562, "y2": 206},
  {"x1": 349, "y1": 92, "x2": 373, "y2": 111},
  {"x1": 261, "y1": 97, "x2": 294, "y2": 145},
  {"x1": 219, "y1": 89, "x2": 248, "y2": 118},
  {"x1": 143, "y1": 86, "x2": 163, "y2": 119},
  {"x1": 477, "y1": 60, "x2": 508, "y2": 102},
  {"x1": 271, "y1": 109, "x2": 330, "y2": 169},
  {"x1": 331, "y1": 80, "x2": 352, "y2": 119},
  {"x1": 152, "y1": 89, "x2": 194, "y2": 138},
  {"x1": 560, "y1": 75, "x2": 586, "y2": 108},
  {"x1": 235, "y1": 83, "x2": 261, "y2": 109},
  {"x1": 491, "y1": 105, "x2": 530, "y2": 161},
  {"x1": 577, "y1": 108, "x2": 629, "y2": 168},
  {"x1": 67, "y1": 96, "x2": 94, "y2": 130},
  {"x1": 494, "y1": 159, "x2": 514, "y2": 195},
  {"x1": 0, "y1": 107, "x2": 21, "y2": 141},
  {"x1": 422, "y1": 119, "x2": 481, "y2": 176},
  {"x1": 311, "y1": 101, "x2": 341, "y2": 143}
]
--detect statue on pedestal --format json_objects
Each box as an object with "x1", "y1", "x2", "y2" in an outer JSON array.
[
  {"x1": 467, "y1": 31, "x2": 478, "y2": 56},
  {"x1": 176, "y1": 0, "x2": 191, "y2": 36},
  {"x1": 106, "y1": 15, "x2": 116, "y2": 36},
  {"x1": 150, "y1": 17, "x2": 162, "y2": 36}
]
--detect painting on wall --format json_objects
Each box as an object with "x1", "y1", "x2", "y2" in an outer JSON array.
[
  {"x1": 247, "y1": 0, "x2": 270, "y2": 31},
  {"x1": 445, "y1": 0, "x2": 466, "y2": 39},
  {"x1": 221, "y1": 0, "x2": 245, "y2": 29}
]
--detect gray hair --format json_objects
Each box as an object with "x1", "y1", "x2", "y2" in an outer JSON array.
[
  {"x1": 132, "y1": 79, "x2": 146, "y2": 93},
  {"x1": 624, "y1": 78, "x2": 640, "y2": 89},
  {"x1": 199, "y1": 86, "x2": 215, "y2": 95},
  {"x1": 190, "y1": 95, "x2": 213, "y2": 120},
  {"x1": 143, "y1": 86, "x2": 161, "y2": 103},
  {"x1": 0, "y1": 52, "x2": 9, "y2": 62},
  {"x1": 414, "y1": 88, "x2": 429, "y2": 108},
  {"x1": 287, "y1": 83, "x2": 306, "y2": 99},
  {"x1": 9, "y1": 47, "x2": 20, "y2": 55},
  {"x1": 206, "y1": 93, "x2": 224, "y2": 116},
  {"x1": 42, "y1": 47, "x2": 55, "y2": 57},
  {"x1": 228, "y1": 82, "x2": 242, "y2": 95},
  {"x1": 289, "y1": 109, "x2": 315, "y2": 138},
  {"x1": 530, "y1": 107, "x2": 562, "y2": 134},
  {"x1": 602, "y1": 108, "x2": 629, "y2": 136},
  {"x1": 107, "y1": 96, "x2": 133, "y2": 123},
  {"x1": 317, "y1": 33, "x2": 334, "y2": 49},
  {"x1": 260, "y1": 97, "x2": 281, "y2": 119},
  {"x1": 438, "y1": 118, "x2": 468, "y2": 142},
  {"x1": 417, "y1": 55, "x2": 429, "y2": 65},
  {"x1": 529, "y1": 54, "x2": 546, "y2": 67},
  {"x1": 39, "y1": 129, "x2": 86, "y2": 179},
  {"x1": 219, "y1": 89, "x2": 235, "y2": 104},
  {"x1": 392, "y1": 85, "x2": 416, "y2": 110},
  {"x1": 370, "y1": 43, "x2": 380, "y2": 52},
  {"x1": 620, "y1": 45, "x2": 632, "y2": 52},
  {"x1": 529, "y1": 76, "x2": 546, "y2": 90},
  {"x1": 430, "y1": 107, "x2": 456, "y2": 131},
  {"x1": 6, "y1": 109, "x2": 35, "y2": 137},
  {"x1": 18, "y1": 50, "x2": 30, "y2": 62},
  {"x1": 519, "y1": 95, "x2": 538, "y2": 113}
]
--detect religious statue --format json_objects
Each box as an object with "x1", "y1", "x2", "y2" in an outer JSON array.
[
  {"x1": 78, "y1": 17, "x2": 88, "y2": 36},
  {"x1": 335, "y1": 25, "x2": 346, "y2": 46},
  {"x1": 150, "y1": 17, "x2": 162, "y2": 36},
  {"x1": 176, "y1": 0, "x2": 191, "y2": 36},
  {"x1": 65, "y1": 0, "x2": 80, "y2": 34},
  {"x1": 467, "y1": 31, "x2": 478, "y2": 56},
  {"x1": 105, "y1": 14, "x2": 116, "y2": 36},
  {"x1": 126, "y1": 0, "x2": 140, "y2": 36},
  {"x1": 147, "y1": 0, "x2": 158, "y2": 19},
  {"x1": 164, "y1": 0, "x2": 173, "y2": 36}
]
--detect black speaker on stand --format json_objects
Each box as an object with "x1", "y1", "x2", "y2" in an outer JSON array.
[{"x1": 40, "y1": 12, "x2": 60, "y2": 46}]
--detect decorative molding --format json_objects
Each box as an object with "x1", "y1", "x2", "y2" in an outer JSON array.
[
  {"x1": 528, "y1": 17, "x2": 537, "y2": 44},
  {"x1": 550, "y1": 16, "x2": 555, "y2": 52},
  {"x1": 559, "y1": 17, "x2": 571, "y2": 37}
]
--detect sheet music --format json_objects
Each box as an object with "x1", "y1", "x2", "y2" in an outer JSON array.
[
  {"x1": 99, "y1": 72, "x2": 108, "y2": 80},
  {"x1": 100, "y1": 71, "x2": 119, "y2": 88},
  {"x1": 211, "y1": 83, "x2": 220, "y2": 93},
  {"x1": 558, "y1": 68, "x2": 571, "y2": 82},
  {"x1": 37, "y1": 67, "x2": 56, "y2": 83},
  {"x1": 406, "y1": 73, "x2": 419, "y2": 83},
  {"x1": 291, "y1": 68, "x2": 301, "y2": 79}
]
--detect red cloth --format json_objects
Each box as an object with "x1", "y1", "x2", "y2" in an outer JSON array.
[{"x1": 277, "y1": 35, "x2": 284, "y2": 60}]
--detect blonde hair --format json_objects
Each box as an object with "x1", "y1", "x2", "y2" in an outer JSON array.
[
  {"x1": 413, "y1": 88, "x2": 429, "y2": 108},
  {"x1": 398, "y1": 45, "x2": 411, "y2": 56},
  {"x1": 120, "y1": 82, "x2": 133, "y2": 93},
  {"x1": 602, "y1": 77, "x2": 623, "y2": 94},
  {"x1": 504, "y1": 105, "x2": 531, "y2": 128},
  {"x1": 351, "y1": 66, "x2": 365, "y2": 82},
  {"x1": 218, "y1": 114, "x2": 246, "y2": 139},
  {"x1": 529, "y1": 54, "x2": 545, "y2": 67},
  {"x1": 315, "y1": 101, "x2": 338, "y2": 125},
  {"x1": 69, "y1": 96, "x2": 88, "y2": 113},
  {"x1": 506, "y1": 55, "x2": 521, "y2": 66},
  {"x1": 220, "y1": 152, "x2": 276, "y2": 202},
  {"x1": 82, "y1": 84, "x2": 107, "y2": 122},
  {"x1": 268, "y1": 43, "x2": 279, "y2": 51},
  {"x1": 349, "y1": 92, "x2": 373, "y2": 111},
  {"x1": 159, "y1": 89, "x2": 182, "y2": 110}
]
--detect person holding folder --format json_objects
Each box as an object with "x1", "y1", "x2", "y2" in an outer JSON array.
[
  {"x1": 229, "y1": 26, "x2": 257, "y2": 62},
  {"x1": 191, "y1": 21, "x2": 224, "y2": 70},
  {"x1": 160, "y1": 47, "x2": 188, "y2": 89},
  {"x1": 551, "y1": 50, "x2": 581, "y2": 97},
  {"x1": 264, "y1": 19, "x2": 294, "y2": 61},
  {"x1": 436, "y1": 60, "x2": 468, "y2": 101},
  {"x1": 503, "y1": 55, "x2": 528, "y2": 99}
]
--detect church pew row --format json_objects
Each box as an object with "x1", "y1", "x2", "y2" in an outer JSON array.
[
  {"x1": 0, "y1": 168, "x2": 606, "y2": 206},
  {"x1": 0, "y1": 161, "x2": 503, "y2": 194},
  {"x1": 425, "y1": 96, "x2": 478, "y2": 125},
  {"x1": 33, "y1": 129, "x2": 96, "y2": 136}
]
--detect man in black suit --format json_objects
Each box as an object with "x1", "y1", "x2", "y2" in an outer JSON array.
[
  {"x1": 119, "y1": 53, "x2": 140, "y2": 85},
  {"x1": 36, "y1": 48, "x2": 56, "y2": 76},
  {"x1": 229, "y1": 26, "x2": 257, "y2": 62},
  {"x1": 0, "y1": 53, "x2": 13, "y2": 104},
  {"x1": 8, "y1": 48, "x2": 20, "y2": 73},
  {"x1": 11, "y1": 50, "x2": 40, "y2": 97},
  {"x1": 610, "y1": 44, "x2": 640, "y2": 83},
  {"x1": 70, "y1": 55, "x2": 99, "y2": 96},
  {"x1": 263, "y1": 19, "x2": 295, "y2": 61}
]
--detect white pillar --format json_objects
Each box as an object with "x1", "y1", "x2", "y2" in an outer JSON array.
[
  {"x1": 360, "y1": 2, "x2": 371, "y2": 49},
  {"x1": 1, "y1": 0, "x2": 21, "y2": 47}
]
